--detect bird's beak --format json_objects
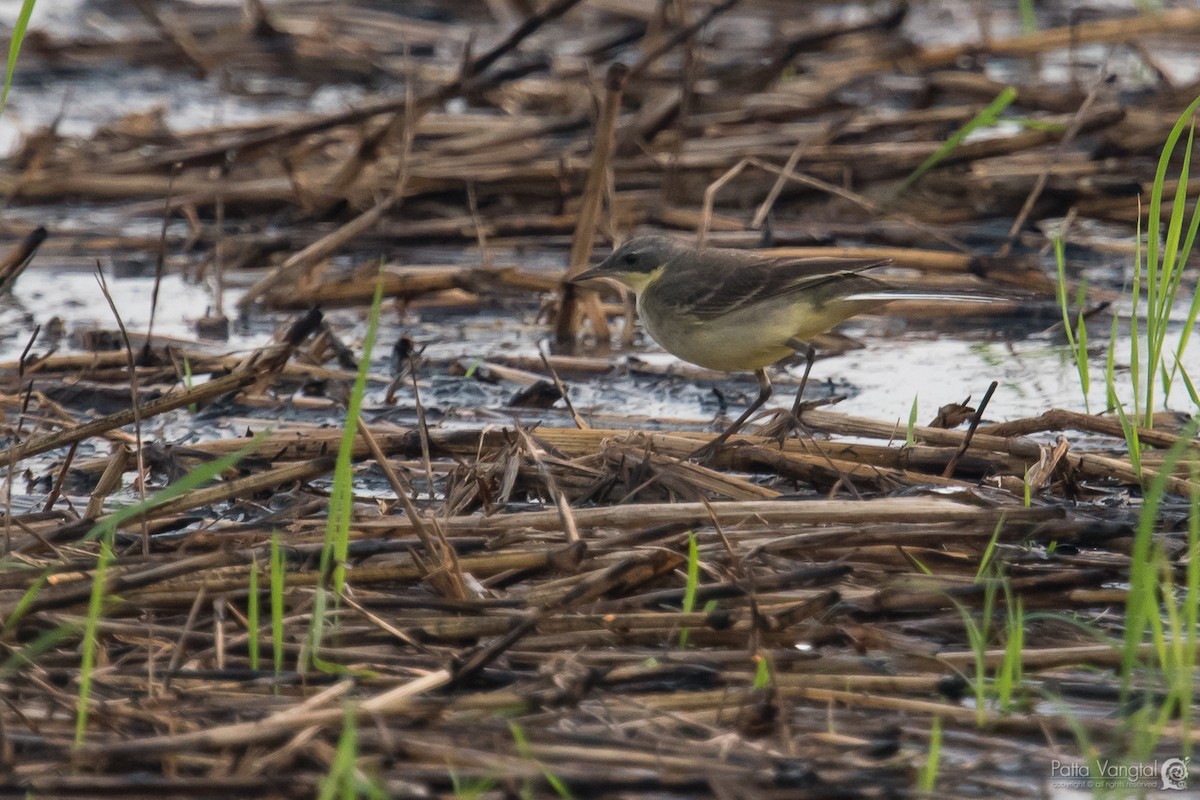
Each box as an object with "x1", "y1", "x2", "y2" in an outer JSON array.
[{"x1": 568, "y1": 257, "x2": 617, "y2": 286}]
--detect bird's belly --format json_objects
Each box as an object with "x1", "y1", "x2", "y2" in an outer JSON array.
[{"x1": 640, "y1": 300, "x2": 818, "y2": 372}]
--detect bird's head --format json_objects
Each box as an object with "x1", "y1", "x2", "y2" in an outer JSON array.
[{"x1": 570, "y1": 236, "x2": 681, "y2": 294}]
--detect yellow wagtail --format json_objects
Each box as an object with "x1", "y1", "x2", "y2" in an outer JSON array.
[{"x1": 571, "y1": 236, "x2": 990, "y2": 451}]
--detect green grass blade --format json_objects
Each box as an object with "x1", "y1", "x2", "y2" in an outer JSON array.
[
  {"x1": 0, "y1": 0, "x2": 36, "y2": 117},
  {"x1": 1157, "y1": 546, "x2": 1182, "y2": 721},
  {"x1": 1074, "y1": 280, "x2": 1090, "y2": 406},
  {"x1": 308, "y1": 271, "x2": 385, "y2": 672},
  {"x1": 510, "y1": 721, "x2": 573, "y2": 799},
  {"x1": 1121, "y1": 416, "x2": 1200, "y2": 695},
  {"x1": 317, "y1": 704, "x2": 358, "y2": 800},
  {"x1": 1157, "y1": 124, "x2": 1193, "y2": 297},
  {"x1": 996, "y1": 593, "x2": 1024, "y2": 711},
  {"x1": 86, "y1": 430, "x2": 271, "y2": 540},
  {"x1": 304, "y1": 583, "x2": 328, "y2": 674},
  {"x1": 1054, "y1": 237, "x2": 1090, "y2": 411},
  {"x1": 1113, "y1": 395, "x2": 1143, "y2": 479},
  {"x1": 1170, "y1": 350, "x2": 1200, "y2": 410},
  {"x1": 248, "y1": 555, "x2": 260, "y2": 671},
  {"x1": 1017, "y1": 0, "x2": 1037, "y2": 31},
  {"x1": 974, "y1": 516, "x2": 1005, "y2": 582},
  {"x1": 0, "y1": 568, "x2": 50, "y2": 635},
  {"x1": 679, "y1": 532, "x2": 699, "y2": 648},
  {"x1": 323, "y1": 272, "x2": 385, "y2": 597},
  {"x1": 917, "y1": 716, "x2": 942, "y2": 793},
  {"x1": 1151, "y1": 123, "x2": 1194, "y2": 405},
  {"x1": 906, "y1": 395, "x2": 918, "y2": 447},
  {"x1": 72, "y1": 432, "x2": 268, "y2": 745},
  {"x1": 1, "y1": 623, "x2": 79, "y2": 674},
  {"x1": 1105, "y1": 314, "x2": 1120, "y2": 412},
  {"x1": 753, "y1": 654, "x2": 771, "y2": 690},
  {"x1": 74, "y1": 531, "x2": 114, "y2": 746},
  {"x1": 1108, "y1": 223, "x2": 1142, "y2": 455},
  {"x1": 1142, "y1": 95, "x2": 1200, "y2": 422},
  {"x1": 902, "y1": 87, "x2": 1017, "y2": 191},
  {"x1": 1167, "y1": 137, "x2": 1200, "y2": 396},
  {"x1": 1133, "y1": 205, "x2": 1144, "y2": 423},
  {"x1": 270, "y1": 532, "x2": 285, "y2": 678},
  {"x1": 1184, "y1": 460, "x2": 1199, "y2": 756},
  {"x1": 957, "y1": 605, "x2": 988, "y2": 726}
]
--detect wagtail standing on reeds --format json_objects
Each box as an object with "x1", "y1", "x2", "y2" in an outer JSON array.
[{"x1": 571, "y1": 236, "x2": 994, "y2": 453}]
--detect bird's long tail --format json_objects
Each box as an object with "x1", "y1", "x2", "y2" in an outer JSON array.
[{"x1": 844, "y1": 288, "x2": 1027, "y2": 304}]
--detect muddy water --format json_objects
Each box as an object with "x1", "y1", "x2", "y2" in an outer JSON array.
[{"x1": 4, "y1": 253, "x2": 1199, "y2": 435}]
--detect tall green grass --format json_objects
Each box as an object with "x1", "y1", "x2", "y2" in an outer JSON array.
[
  {"x1": 326, "y1": 276, "x2": 385, "y2": 594},
  {"x1": 1101, "y1": 100, "x2": 1200, "y2": 483},
  {"x1": 305, "y1": 273, "x2": 385, "y2": 673},
  {"x1": 957, "y1": 518, "x2": 1031, "y2": 725},
  {"x1": 1132, "y1": 96, "x2": 1200, "y2": 427},
  {"x1": 1110, "y1": 417, "x2": 1199, "y2": 774},
  {"x1": 1119, "y1": 419, "x2": 1198, "y2": 698},
  {"x1": 1143, "y1": 522, "x2": 1198, "y2": 759},
  {"x1": 1073, "y1": 97, "x2": 1200, "y2": 481}
]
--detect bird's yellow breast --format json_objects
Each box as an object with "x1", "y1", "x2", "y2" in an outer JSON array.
[{"x1": 637, "y1": 290, "x2": 854, "y2": 372}]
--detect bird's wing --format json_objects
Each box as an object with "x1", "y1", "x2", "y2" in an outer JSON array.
[{"x1": 658, "y1": 251, "x2": 887, "y2": 321}]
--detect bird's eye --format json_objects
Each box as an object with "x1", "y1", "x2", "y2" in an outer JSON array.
[{"x1": 622, "y1": 253, "x2": 638, "y2": 266}]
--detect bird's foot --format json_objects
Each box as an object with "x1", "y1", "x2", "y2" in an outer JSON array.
[
  {"x1": 685, "y1": 437, "x2": 728, "y2": 464},
  {"x1": 754, "y1": 407, "x2": 812, "y2": 445}
]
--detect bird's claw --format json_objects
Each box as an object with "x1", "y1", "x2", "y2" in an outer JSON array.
[
  {"x1": 685, "y1": 439, "x2": 725, "y2": 464},
  {"x1": 754, "y1": 407, "x2": 811, "y2": 445}
]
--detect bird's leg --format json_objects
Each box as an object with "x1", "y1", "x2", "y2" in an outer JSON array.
[
  {"x1": 689, "y1": 368, "x2": 772, "y2": 460},
  {"x1": 757, "y1": 341, "x2": 816, "y2": 444},
  {"x1": 788, "y1": 343, "x2": 817, "y2": 419}
]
